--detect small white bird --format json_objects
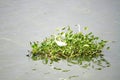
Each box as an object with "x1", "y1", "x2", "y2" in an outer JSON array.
[{"x1": 54, "y1": 35, "x2": 67, "y2": 46}]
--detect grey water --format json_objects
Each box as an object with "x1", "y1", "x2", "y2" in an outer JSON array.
[{"x1": 0, "y1": 0, "x2": 120, "y2": 80}]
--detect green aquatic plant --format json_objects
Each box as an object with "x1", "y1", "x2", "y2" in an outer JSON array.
[{"x1": 28, "y1": 25, "x2": 110, "y2": 69}]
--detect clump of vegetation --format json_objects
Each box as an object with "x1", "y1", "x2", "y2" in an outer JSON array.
[{"x1": 28, "y1": 25, "x2": 110, "y2": 69}]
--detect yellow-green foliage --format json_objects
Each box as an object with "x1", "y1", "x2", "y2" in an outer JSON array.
[{"x1": 29, "y1": 26, "x2": 110, "y2": 69}]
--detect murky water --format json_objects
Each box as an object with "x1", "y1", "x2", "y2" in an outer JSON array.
[{"x1": 0, "y1": 0, "x2": 120, "y2": 80}]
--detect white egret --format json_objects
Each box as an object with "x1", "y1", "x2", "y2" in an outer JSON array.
[{"x1": 54, "y1": 35, "x2": 67, "y2": 46}]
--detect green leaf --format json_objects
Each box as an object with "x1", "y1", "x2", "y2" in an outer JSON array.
[
  {"x1": 53, "y1": 67, "x2": 62, "y2": 70},
  {"x1": 62, "y1": 69, "x2": 70, "y2": 72},
  {"x1": 84, "y1": 27, "x2": 88, "y2": 30},
  {"x1": 107, "y1": 47, "x2": 110, "y2": 50},
  {"x1": 62, "y1": 27, "x2": 66, "y2": 30}
]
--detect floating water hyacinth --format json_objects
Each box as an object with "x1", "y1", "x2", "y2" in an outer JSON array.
[{"x1": 28, "y1": 25, "x2": 110, "y2": 70}]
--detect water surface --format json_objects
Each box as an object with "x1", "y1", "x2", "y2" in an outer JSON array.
[{"x1": 0, "y1": 0, "x2": 120, "y2": 80}]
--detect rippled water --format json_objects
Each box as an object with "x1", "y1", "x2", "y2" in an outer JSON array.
[{"x1": 0, "y1": 0, "x2": 120, "y2": 80}]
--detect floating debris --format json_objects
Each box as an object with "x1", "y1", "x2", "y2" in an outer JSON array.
[
  {"x1": 62, "y1": 70, "x2": 70, "y2": 72},
  {"x1": 32, "y1": 68, "x2": 36, "y2": 71},
  {"x1": 53, "y1": 67, "x2": 62, "y2": 70},
  {"x1": 44, "y1": 72, "x2": 50, "y2": 75},
  {"x1": 68, "y1": 75, "x2": 79, "y2": 79},
  {"x1": 95, "y1": 68, "x2": 102, "y2": 70}
]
